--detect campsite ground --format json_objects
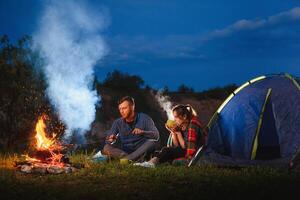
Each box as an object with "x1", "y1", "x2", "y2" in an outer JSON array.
[{"x1": 1, "y1": 153, "x2": 300, "y2": 200}]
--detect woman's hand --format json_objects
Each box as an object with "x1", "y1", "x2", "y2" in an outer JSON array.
[
  {"x1": 172, "y1": 131, "x2": 181, "y2": 136},
  {"x1": 175, "y1": 131, "x2": 186, "y2": 149},
  {"x1": 170, "y1": 131, "x2": 179, "y2": 147}
]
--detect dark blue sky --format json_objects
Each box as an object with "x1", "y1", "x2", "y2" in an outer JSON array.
[{"x1": 1, "y1": 0, "x2": 300, "y2": 91}]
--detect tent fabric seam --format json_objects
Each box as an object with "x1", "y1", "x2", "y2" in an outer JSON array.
[{"x1": 285, "y1": 73, "x2": 300, "y2": 91}]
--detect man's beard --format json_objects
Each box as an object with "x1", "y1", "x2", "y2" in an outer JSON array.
[{"x1": 122, "y1": 110, "x2": 134, "y2": 120}]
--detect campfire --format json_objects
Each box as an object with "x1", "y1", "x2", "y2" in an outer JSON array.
[{"x1": 15, "y1": 115, "x2": 83, "y2": 174}]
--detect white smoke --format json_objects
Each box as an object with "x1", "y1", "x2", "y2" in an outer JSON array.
[
  {"x1": 155, "y1": 91, "x2": 174, "y2": 120},
  {"x1": 34, "y1": 1, "x2": 108, "y2": 141}
]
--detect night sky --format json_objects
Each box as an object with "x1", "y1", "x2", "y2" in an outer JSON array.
[{"x1": 1, "y1": 0, "x2": 300, "y2": 91}]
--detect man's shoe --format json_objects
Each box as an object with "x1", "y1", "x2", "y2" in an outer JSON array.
[
  {"x1": 93, "y1": 150, "x2": 105, "y2": 158},
  {"x1": 92, "y1": 151, "x2": 108, "y2": 163},
  {"x1": 133, "y1": 161, "x2": 155, "y2": 168},
  {"x1": 92, "y1": 156, "x2": 108, "y2": 163}
]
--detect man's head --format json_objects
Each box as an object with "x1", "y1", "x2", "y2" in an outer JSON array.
[{"x1": 118, "y1": 96, "x2": 135, "y2": 120}]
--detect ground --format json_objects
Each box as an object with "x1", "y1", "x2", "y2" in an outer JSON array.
[{"x1": 1, "y1": 153, "x2": 300, "y2": 200}]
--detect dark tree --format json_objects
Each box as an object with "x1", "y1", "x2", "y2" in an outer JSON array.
[
  {"x1": 177, "y1": 84, "x2": 194, "y2": 93},
  {"x1": 102, "y1": 70, "x2": 144, "y2": 91},
  {"x1": 0, "y1": 35, "x2": 52, "y2": 151},
  {"x1": 197, "y1": 84, "x2": 237, "y2": 100}
]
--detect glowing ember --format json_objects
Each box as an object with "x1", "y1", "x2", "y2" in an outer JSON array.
[{"x1": 24, "y1": 154, "x2": 41, "y2": 163}]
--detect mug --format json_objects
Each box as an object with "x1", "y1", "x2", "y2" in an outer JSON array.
[{"x1": 120, "y1": 158, "x2": 129, "y2": 165}]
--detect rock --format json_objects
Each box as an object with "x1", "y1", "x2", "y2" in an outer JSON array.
[
  {"x1": 63, "y1": 166, "x2": 72, "y2": 174},
  {"x1": 20, "y1": 165, "x2": 33, "y2": 173},
  {"x1": 32, "y1": 166, "x2": 47, "y2": 174},
  {"x1": 47, "y1": 166, "x2": 64, "y2": 174}
]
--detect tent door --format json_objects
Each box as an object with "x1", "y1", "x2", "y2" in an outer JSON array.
[{"x1": 252, "y1": 88, "x2": 281, "y2": 160}]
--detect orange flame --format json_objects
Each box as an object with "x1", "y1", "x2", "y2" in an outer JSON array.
[{"x1": 35, "y1": 117, "x2": 55, "y2": 150}]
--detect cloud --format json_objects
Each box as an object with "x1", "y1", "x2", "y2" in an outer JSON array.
[
  {"x1": 269, "y1": 7, "x2": 300, "y2": 24},
  {"x1": 208, "y1": 19, "x2": 266, "y2": 38},
  {"x1": 103, "y1": 34, "x2": 204, "y2": 65},
  {"x1": 103, "y1": 6, "x2": 300, "y2": 65},
  {"x1": 207, "y1": 7, "x2": 300, "y2": 40}
]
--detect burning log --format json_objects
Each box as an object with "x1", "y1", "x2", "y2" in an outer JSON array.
[
  {"x1": 27, "y1": 149, "x2": 70, "y2": 164},
  {"x1": 28, "y1": 150, "x2": 52, "y2": 161}
]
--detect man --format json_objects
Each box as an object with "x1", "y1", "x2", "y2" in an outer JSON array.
[{"x1": 102, "y1": 96, "x2": 159, "y2": 161}]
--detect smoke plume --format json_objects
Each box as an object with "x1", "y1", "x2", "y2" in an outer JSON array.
[
  {"x1": 34, "y1": 1, "x2": 108, "y2": 142},
  {"x1": 155, "y1": 91, "x2": 174, "y2": 120}
]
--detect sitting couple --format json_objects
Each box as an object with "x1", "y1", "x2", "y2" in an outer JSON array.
[{"x1": 102, "y1": 96, "x2": 206, "y2": 167}]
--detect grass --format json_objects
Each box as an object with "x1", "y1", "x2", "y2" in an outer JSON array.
[{"x1": 1, "y1": 153, "x2": 300, "y2": 200}]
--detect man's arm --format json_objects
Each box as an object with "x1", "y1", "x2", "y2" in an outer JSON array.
[
  {"x1": 105, "y1": 120, "x2": 119, "y2": 144},
  {"x1": 133, "y1": 114, "x2": 159, "y2": 141},
  {"x1": 143, "y1": 116, "x2": 159, "y2": 140}
]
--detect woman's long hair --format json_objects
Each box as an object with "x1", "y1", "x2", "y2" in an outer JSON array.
[{"x1": 171, "y1": 104, "x2": 197, "y2": 121}]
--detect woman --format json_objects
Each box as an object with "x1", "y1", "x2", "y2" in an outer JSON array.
[{"x1": 134, "y1": 104, "x2": 206, "y2": 168}]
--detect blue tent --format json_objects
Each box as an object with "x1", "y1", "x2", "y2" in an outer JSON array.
[{"x1": 190, "y1": 73, "x2": 300, "y2": 168}]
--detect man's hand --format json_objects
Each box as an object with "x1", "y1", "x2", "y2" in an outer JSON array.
[
  {"x1": 106, "y1": 134, "x2": 117, "y2": 143},
  {"x1": 132, "y1": 128, "x2": 144, "y2": 135}
]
